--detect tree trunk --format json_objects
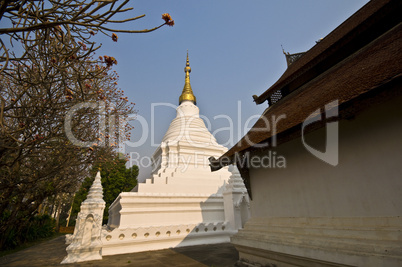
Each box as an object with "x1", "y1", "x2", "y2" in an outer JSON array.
[
  {"x1": 66, "y1": 194, "x2": 75, "y2": 227},
  {"x1": 55, "y1": 201, "x2": 62, "y2": 232}
]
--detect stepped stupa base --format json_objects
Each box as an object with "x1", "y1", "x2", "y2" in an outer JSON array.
[
  {"x1": 101, "y1": 221, "x2": 234, "y2": 256},
  {"x1": 104, "y1": 189, "x2": 242, "y2": 255}
]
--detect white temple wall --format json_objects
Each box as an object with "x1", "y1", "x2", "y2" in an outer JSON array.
[
  {"x1": 232, "y1": 96, "x2": 402, "y2": 266},
  {"x1": 250, "y1": 98, "x2": 402, "y2": 218}
]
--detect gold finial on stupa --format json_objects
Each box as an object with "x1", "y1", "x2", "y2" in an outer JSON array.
[{"x1": 179, "y1": 50, "x2": 196, "y2": 105}]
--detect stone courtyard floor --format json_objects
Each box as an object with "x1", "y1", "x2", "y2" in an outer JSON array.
[{"x1": 0, "y1": 235, "x2": 239, "y2": 267}]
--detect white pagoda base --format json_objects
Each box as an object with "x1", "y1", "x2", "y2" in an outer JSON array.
[
  {"x1": 102, "y1": 192, "x2": 234, "y2": 256},
  {"x1": 102, "y1": 164, "x2": 246, "y2": 255}
]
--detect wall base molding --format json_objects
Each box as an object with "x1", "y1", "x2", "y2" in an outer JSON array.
[{"x1": 232, "y1": 217, "x2": 402, "y2": 267}]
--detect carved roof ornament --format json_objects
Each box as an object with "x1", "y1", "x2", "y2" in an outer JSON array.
[{"x1": 282, "y1": 46, "x2": 306, "y2": 67}]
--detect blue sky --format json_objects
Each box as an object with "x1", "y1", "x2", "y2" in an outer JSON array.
[{"x1": 93, "y1": 0, "x2": 369, "y2": 181}]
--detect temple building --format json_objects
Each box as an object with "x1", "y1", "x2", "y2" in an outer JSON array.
[
  {"x1": 63, "y1": 53, "x2": 250, "y2": 263},
  {"x1": 210, "y1": 0, "x2": 402, "y2": 266}
]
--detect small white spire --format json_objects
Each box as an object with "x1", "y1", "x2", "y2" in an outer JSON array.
[{"x1": 84, "y1": 171, "x2": 105, "y2": 204}]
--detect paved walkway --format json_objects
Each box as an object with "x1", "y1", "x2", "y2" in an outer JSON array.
[{"x1": 0, "y1": 236, "x2": 239, "y2": 267}]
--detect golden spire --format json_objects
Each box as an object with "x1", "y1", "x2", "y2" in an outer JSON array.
[{"x1": 179, "y1": 51, "x2": 196, "y2": 105}]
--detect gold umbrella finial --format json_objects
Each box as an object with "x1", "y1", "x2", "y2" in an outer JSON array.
[{"x1": 179, "y1": 50, "x2": 196, "y2": 105}]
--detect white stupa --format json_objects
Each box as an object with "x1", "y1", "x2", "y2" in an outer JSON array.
[
  {"x1": 62, "y1": 171, "x2": 105, "y2": 264},
  {"x1": 101, "y1": 53, "x2": 250, "y2": 256}
]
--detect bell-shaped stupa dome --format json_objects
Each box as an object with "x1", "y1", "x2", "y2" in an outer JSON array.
[{"x1": 162, "y1": 53, "x2": 219, "y2": 147}]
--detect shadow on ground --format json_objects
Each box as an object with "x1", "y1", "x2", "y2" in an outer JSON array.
[{"x1": 0, "y1": 236, "x2": 238, "y2": 267}]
